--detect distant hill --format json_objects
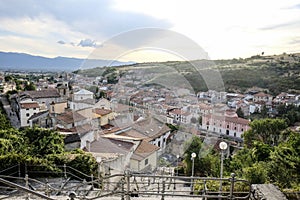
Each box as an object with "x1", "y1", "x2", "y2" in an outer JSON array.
[
  {"x1": 76, "y1": 53, "x2": 300, "y2": 95},
  {"x1": 0, "y1": 51, "x2": 134, "y2": 72}
]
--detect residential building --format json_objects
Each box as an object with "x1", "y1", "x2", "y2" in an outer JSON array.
[
  {"x1": 130, "y1": 140, "x2": 160, "y2": 172},
  {"x1": 20, "y1": 100, "x2": 40, "y2": 127},
  {"x1": 202, "y1": 113, "x2": 250, "y2": 139}
]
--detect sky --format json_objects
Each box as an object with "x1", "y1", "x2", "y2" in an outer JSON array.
[{"x1": 0, "y1": 0, "x2": 300, "y2": 62}]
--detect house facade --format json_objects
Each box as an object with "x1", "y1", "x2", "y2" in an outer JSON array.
[
  {"x1": 20, "y1": 100, "x2": 40, "y2": 127},
  {"x1": 202, "y1": 114, "x2": 250, "y2": 139},
  {"x1": 130, "y1": 140, "x2": 159, "y2": 172}
]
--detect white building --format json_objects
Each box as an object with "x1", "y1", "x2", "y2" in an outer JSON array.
[
  {"x1": 20, "y1": 100, "x2": 40, "y2": 127},
  {"x1": 70, "y1": 89, "x2": 95, "y2": 111},
  {"x1": 73, "y1": 89, "x2": 94, "y2": 101}
]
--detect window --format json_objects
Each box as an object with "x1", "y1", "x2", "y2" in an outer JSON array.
[
  {"x1": 26, "y1": 108, "x2": 29, "y2": 111},
  {"x1": 26, "y1": 113, "x2": 30, "y2": 117},
  {"x1": 158, "y1": 141, "x2": 161, "y2": 147},
  {"x1": 241, "y1": 128, "x2": 244, "y2": 132},
  {"x1": 227, "y1": 124, "x2": 229, "y2": 128},
  {"x1": 145, "y1": 159, "x2": 149, "y2": 166},
  {"x1": 234, "y1": 132, "x2": 237, "y2": 137},
  {"x1": 33, "y1": 108, "x2": 36, "y2": 110},
  {"x1": 226, "y1": 130, "x2": 229, "y2": 135}
]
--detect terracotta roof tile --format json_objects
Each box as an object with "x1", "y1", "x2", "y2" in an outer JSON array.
[
  {"x1": 20, "y1": 89, "x2": 60, "y2": 99},
  {"x1": 20, "y1": 102, "x2": 39, "y2": 109},
  {"x1": 132, "y1": 140, "x2": 160, "y2": 161},
  {"x1": 57, "y1": 111, "x2": 86, "y2": 124},
  {"x1": 94, "y1": 108, "x2": 112, "y2": 116},
  {"x1": 90, "y1": 137, "x2": 134, "y2": 154},
  {"x1": 205, "y1": 114, "x2": 250, "y2": 125}
]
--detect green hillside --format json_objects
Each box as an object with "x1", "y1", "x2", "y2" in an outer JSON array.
[{"x1": 75, "y1": 53, "x2": 300, "y2": 95}]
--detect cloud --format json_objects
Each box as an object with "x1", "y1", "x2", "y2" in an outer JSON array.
[
  {"x1": 260, "y1": 20, "x2": 300, "y2": 30},
  {"x1": 78, "y1": 38, "x2": 97, "y2": 47},
  {"x1": 0, "y1": 0, "x2": 171, "y2": 38},
  {"x1": 57, "y1": 40, "x2": 66, "y2": 45}
]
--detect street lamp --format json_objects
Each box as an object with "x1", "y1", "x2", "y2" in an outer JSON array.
[
  {"x1": 190, "y1": 152, "x2": 196, "y2": 194},
  {"x1": 176, "y1": 155, "x2": 179, "y2": 176},
  {"x1": 219, "y1": 141, "x2": 228, "y2": 196}
]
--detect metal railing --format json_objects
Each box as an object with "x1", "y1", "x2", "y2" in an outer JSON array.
[{"x1": 0, "y1": 164, "x2": 252, "y2": 200}]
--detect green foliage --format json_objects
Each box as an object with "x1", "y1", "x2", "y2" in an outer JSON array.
[
  {"x1": 250, "y1": 141, "x2": 272, "y2": 162},
  {"x1": 23, "y1": 127, "x2": 65, "y2": 156},
  {"x1": 0, "y1": 104, "x2": 12, "y2": 129},
  {"x1": 184, "y1": 136, "x2": 202, "y2": 176},
  {"x1": 276, "y1": 104, "x2": 300, "y2": 126},
  {"x1": 0, "y1": 124, "x2": 97, "y2": 177},
  {"x1": 229, "y1": 122, "x2": 300, "y2": 190},
  {"x1": 4, "y1": 75, "x2": 13, "y2": 82},
  {"x1": 243, "y1": 118, "x2": 287, "y2": 147},
  {"x1": 267, "y1": 131, "x2": 300, "y2": 188},
  {"x1": 236, "y1": 107, "x2": 244, "y2": 118},
  {"x1": 183, "y1": 136, "x2": 221, "y2": 177},
  {"x1": 24, "y1": 81, "x2": 36, "y2": 91},
  {"x1": 243, "y1": 162, "x2": 268, "y2": 184},
  {"x1": 166, "y1": 123, "x2": 179, "y2": 132},
  {"x1": 68, "y1": 153, "x2": 98, "y2": 175}
]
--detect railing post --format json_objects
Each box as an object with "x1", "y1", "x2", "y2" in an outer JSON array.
[
  {"x1": 125, "y1": 170, "x2": 131, "y2": 200},
  {"x1": 25, "y1": 174, "x2": 29, "y2": 200},
  {"x1": 91, "y1": 174, "x2": 94, "y2": 190},
  {"x1": 203, "y1": 180, "x2": 207, "y2": 200},
  {"x1": 45, "y1": 178, "x2": 50, "y2": 197},
  {"x1": 25, "y1": 163, "x2": 27, "y2": 175},
  {"x1": 161, "y1": 180, "x2": 165, "y2": 200},
  {"x1": 173, "y1": 177, "x2": 176, "y2": 190},
  {"x1": 121, "y1": 178, "x2": 125, "y2": 200},
  {"x1": 63, "y1": 164, "x2": 67, "y2": 179},
  {"x1": 18, "y1": 162, "x2": 21, "y2": 178},
  {"x1": 229, "y1": 173, "x2": 236, "y2": 200}
]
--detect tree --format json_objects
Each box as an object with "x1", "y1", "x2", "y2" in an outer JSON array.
[
  {"x1": 243, "y1": 162, "x2": 267, "y2": 184},
  {"x1": 236, "y1": 107, "x2": 244, "y2": 118},
  {"x1": 0, "y1": 110, "x2": 12, "y2": 130},
  {"x1": 4, "y1": 75, "x2": 13, "y2": 82},
  {"x1": 250, "y1": 141, "x2": 272, "y2": 162},
  {"x1": 243, "y1": 118, "x2": 287, "y2": 147},
  {"x1": 68, "y1": 153, "x2": 98, "y2": 176},
  {"x1": 184, "y1": 136, "x2": 202, "y2": 176},
  {"x1": 267, "y1": 131, "x2": 300, "y2": 188},
  {"x1": 260, "y1": 105, "x2": 268, "y2": 118},
  {"x1": 24, "y1": 81, "x2": 36, "y2": 91},
  {"x1": 23, "y1": 127, "x2": 65, "y2": 156}
]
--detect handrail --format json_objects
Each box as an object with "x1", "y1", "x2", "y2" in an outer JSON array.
[
  {"x1": 64, "y1": 165, "x2": 92, "y2": 179},
  {"x1": 0, "y1": 178, "x2": 56, "y2": 200},
  {"x1": 0, "y1": 164, "x2": 251, "y2": 199},
  {"x1": 0, "y1": 164, "x2": 18, "y2": 174}
]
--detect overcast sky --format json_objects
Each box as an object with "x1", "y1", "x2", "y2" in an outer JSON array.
[{"x1": 0, "y1": 0, "x2": 300, "y2": 62}]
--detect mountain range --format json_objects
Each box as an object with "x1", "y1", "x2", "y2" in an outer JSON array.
[{"x1": 0, "y1": 51, "x2": 134, "y2": 72}]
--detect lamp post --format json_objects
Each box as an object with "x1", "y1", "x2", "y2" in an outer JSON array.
[
  {"x1": 219, "y1": 141, "x2": 228, "y2": 196},
  {"x1": 176, "y1": 155, "x2": 179, "y2": 176},
  {"x1": 190, "y1": 152, "x2": 196, "y2": 194}
]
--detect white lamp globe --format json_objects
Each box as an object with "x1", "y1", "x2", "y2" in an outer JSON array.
[{"x1": 219, "y1": 141, "x2": 228, "y2": 150}]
